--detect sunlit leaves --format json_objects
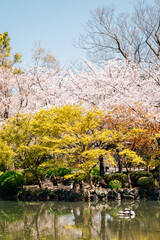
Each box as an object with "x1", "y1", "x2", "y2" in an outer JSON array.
[
  {"x1": 0, "y1": 139, "x2": 15, "y2": 170},
  {"x1": 0, "y1": 104, "x2": 159, "y2": 177},
  {"x1": 119, "y1": 149, "x2": 145, "y2": 166}
]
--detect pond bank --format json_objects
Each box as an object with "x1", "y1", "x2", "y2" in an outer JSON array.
[{"x1": 7, "y1": 185, "x2": 160, "y2": 201}]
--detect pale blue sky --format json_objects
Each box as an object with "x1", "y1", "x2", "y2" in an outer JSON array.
[{"x1": 0, "y1": 0, "x2": 150, "y2": 66}]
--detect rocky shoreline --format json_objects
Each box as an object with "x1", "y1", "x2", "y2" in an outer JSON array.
[{"x1": 8, "y1": 186, "x2": 160, "y2": 201}]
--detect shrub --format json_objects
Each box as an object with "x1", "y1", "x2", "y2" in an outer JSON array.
[
  {"x1": 92, "y1": 167, "x2": 100, "y2": 176},
  {"x1": 23, "y1": 167, "x2": 46, "y2": 185},
  {"x1": 23, "y1": 171, "x2": 38, "y2": 185},
  {"x1": 108, "y1": 180, "x2": 122, "y2": 190},
  {"x1": 105, "y1": 173, "x2": 127, "y2": 186},
  {"x1": 46, "y1": 167, "x2": 71, "y2": 178},
  {"x1": 150, "y1": 168, "x2": 158, "y2": 179},
  {"x1": 152, "y1": 171, "x2": 158, "y2": 179},
  {"x1": 138, "y1": 176, "x2": 156, "y2": 190},
  {"x1": 92, "y1": 175, "x2": 103, "y2": 184},
  {"x1": 155, "y1": 180, "x2": 159, "y2": 187},
  {"x1": 0, "y1": 171, "x2": 25, "y2": 196},
  {"x1": 46, "y1": 169, "x2": 57, "y2": 178},
  {"x1": 130, "y1": 171, "x2": 153, "y2": 187},
  {"x1": 58, "y1": 168, "x2": 71, "y2": 177},
  {"x1": 0, "y1": 164, "x2": 8, "y2": 172}
]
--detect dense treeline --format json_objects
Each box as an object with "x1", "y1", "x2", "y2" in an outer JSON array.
[{"x1": 0, "y1": 104, "x2": 160, "y2": 190}]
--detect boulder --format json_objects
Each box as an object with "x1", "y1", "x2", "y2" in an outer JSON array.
[
  {"x1": 95, "y1": 188, "x2": 108, "y2": 199},
  {"x1": 148, "y1": 189, "x2": 160, "y2": 200},
  {"x1": 108, "y1": 190, "x2": 120, "y2": 200}
]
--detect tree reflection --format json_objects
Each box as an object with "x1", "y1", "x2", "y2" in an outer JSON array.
[{"x1": 0, "y1": 201, "x2": 159, "y2": 239}]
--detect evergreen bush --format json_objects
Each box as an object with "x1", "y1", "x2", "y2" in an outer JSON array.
[
  {"x1": 92, "y1": 175, "x2": 103, "y2": 184},
  {"x1": 138, "y1": 176, "x2": 156, "y2": 190},
  {"x1": 23, "y1": 171, "x2": 38, "y2": 185},
  {"x1": 0, "y1": 171, "x2": 25, "y2": 196},
  {"x1": 105, "y1": 173, "x2": 127, "y2": 186},
  {"x1": 47, "y1": 167, "x2": 71, "y2": 178},
  {"x1": 130, "y1": 171, "x2": 152, "y2": 187},
  {"x1": 108, "y1": 180, "x2": 122, "y2": 190},
  {"x1": 92, "y1": 167, "x2": 100, "y2": 176},
  {"x1": 23, "y1": 167, "x2": 46, "y2": 185}
]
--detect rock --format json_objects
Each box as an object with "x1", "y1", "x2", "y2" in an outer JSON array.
[
  {"x1": 148, "y1": 189, "x2": 160, "y2": 200},
  {"x1": 115, "y1": 192, "x2": 121, "y2": 200},
  {"x1": 135, "y1": 195, "x2": 140, "y2": 200},
  {"x1": 121, "y1": 188, "x2": 140, "y2": 200},
  {"x1": 42, "y1": 188, "x2": 50, "y2": 200},
  {"x1": 108, "y1": 190, "x2": 120, "y2": 200},
  {"x1": 99, "y1": 180, "x2": 108, "y2": 188},
  {"x1": 95, "y1": 188, "x2": 108, "y2": 198},
  {"x1": 90, "y1": 194, "x2": 99, "y2": 201},
  {"x1": 49, "y1": 191, "x2": 56, "y2": 200},
  {"x1": 138, "y1": 189, "x2": 148, "y2": 200},
  {"x1": 122, "y1": 194, "x2": 134, "y2": 200},
  {"x1": 52, "y1": 179, "x2": 58, "y2": 186},
  {"x1": 90, "y1": 189, "x2": 95, "y2": 195},
  {"x1": 130, "y1": 188, "x2": 139, "y2": 198},
  {"x1": 123, "y1": 188, "x2": 130, "y2": 195},
  {"x1": 12, "y1": 183, "x2": 160, "y2": 202}
]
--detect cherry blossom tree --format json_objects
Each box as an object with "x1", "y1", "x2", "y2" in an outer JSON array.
[
  {"x1": 0, "y1": 66, "x2": 66, "y2": 122},
  {"x1": 0, "y1": 57, "x2": 160, "y2": 123},
  {"x1": 65, "y1": 58, "x2": 160, "y2": 117}
]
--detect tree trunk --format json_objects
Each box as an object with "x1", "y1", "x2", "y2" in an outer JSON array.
[
  {"x1": 4, "y1": 106, "x2": 9, "y2": 119},
  {"x1": 99, "y1": 155, "x2": 105, "y2": 177},
  {"x1": 118, "y1": 158, "x2": 123, "y2": 173},
  {"x1": 146, "y1": 166, "x2": 150, "y2": 172},
  {"x1": 88, "y1": 170, "x2": 93, "y2": 188},
  {"x1": 36, "y1": 175, "x2": 43, "y2": 189},
  {"x1": 88, "y1": 170, "x2": 93, "y2": 202},
  {"x1": 116, "y1": 149, "x2": 123, "y2": 173},
  {"x1": 126, "y1": 169, "x2": 132, "y2": 188},
  {"x1": 38, "y1": 178, "x2": 43, "y2": 189}
]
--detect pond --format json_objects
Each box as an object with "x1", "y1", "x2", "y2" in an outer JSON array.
[{"x1": 0, "y1": 200, "x2": 159, "y2": 240}]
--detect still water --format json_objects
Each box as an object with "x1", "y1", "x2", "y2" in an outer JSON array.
[{"x1": 0, "y1": 200, "x2": 159, "y2": 240}]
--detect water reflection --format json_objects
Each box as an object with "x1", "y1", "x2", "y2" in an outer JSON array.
[{"x1": 0, "y1": 200, "x2": 159, "y2": 240}]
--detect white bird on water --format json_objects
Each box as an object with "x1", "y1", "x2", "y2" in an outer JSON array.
[{"x1": 118, "y1": 208, "x2": 135, "y2": 218}]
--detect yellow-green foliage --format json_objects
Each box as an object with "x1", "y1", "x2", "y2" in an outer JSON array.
[
  {"x1": 47, "y1": 106, "x2": 118, "y2": 177},
  {"x1": 0, "y1": 104, "x2": 156, "y2": 180},
  {"x1": 0, "y1": 139, "x2": 14, "y2": 170},
  {"x1": 1, "y1": 114, "x2": 32, "y2": 150},
  {"x1": 119, "y1": 149, "x2": 145, "y2": 166},
  {"x1": 0, "y1": 32, "x2": 22, "y2": 70}
]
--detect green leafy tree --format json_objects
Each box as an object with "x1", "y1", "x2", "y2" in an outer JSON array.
[{"x1": 0, "y1": 32, "x2": 22, "y2": 71}]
